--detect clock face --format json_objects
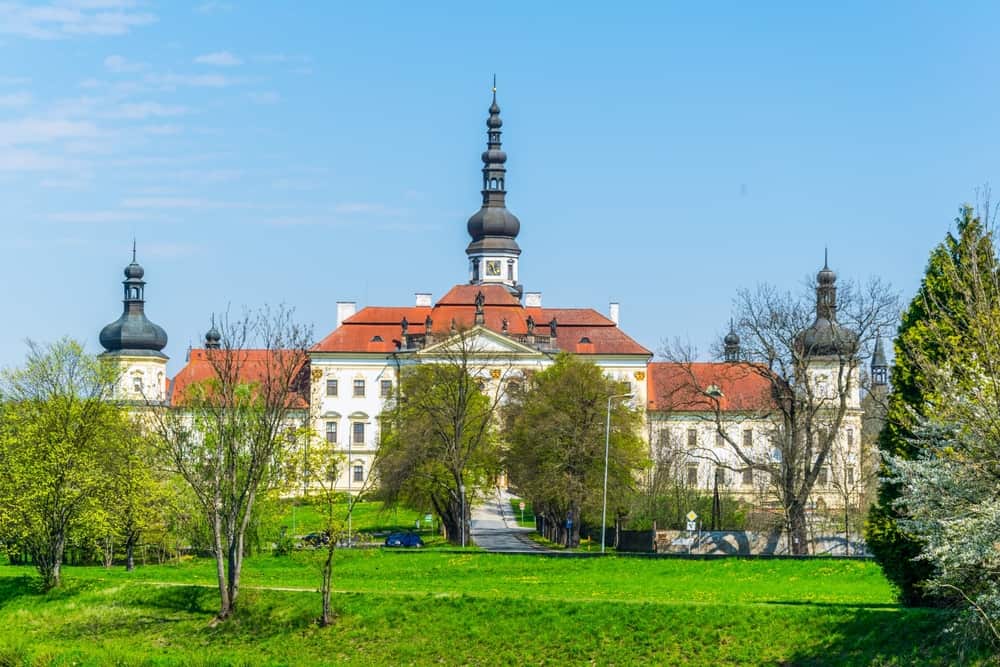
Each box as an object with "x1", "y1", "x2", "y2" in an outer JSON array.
[{"x1": 486, "y1": 260, "x2": 501, "y2": 276}]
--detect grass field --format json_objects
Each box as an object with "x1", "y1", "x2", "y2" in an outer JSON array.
[{"x1": 0, "y1": 551, "x2": 988, "y2": 666}]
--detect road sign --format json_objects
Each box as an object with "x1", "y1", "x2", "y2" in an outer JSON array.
[
  {"x1": 424, "y1": 514, "x2": 433, "y2": 524},
  {"x1": 519, "y1": 501, "x2": 525, "y2": 511},
  {"x1": 686, "y1": 520, "x2": 697, "y2": 532},
  {"x1": 686, "y1": 511, "x2": 698, "y2": 522}
]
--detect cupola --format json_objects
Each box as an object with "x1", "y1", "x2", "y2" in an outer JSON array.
[{"x1": 99, "y1": 242, "x2": 168, "y2": 357}]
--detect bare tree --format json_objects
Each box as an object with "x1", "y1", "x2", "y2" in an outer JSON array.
[
  {"x1": 664, "y1": 264, "x2": 898, "y2": 554},
  {"x1": 150, "y1": 306, "x2": 312, "y2": 620}
]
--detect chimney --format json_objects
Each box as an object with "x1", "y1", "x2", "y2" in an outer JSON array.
[
  {"x1": 336, "y1": 301, "x2": 357, "y2": 329},
  {"x1": 609, "y1": 302, "x2": 620, "y2": 326},
  {"x1": 415, "y1": 292, "x2": 432, "y2": 307},
  {"x1": 525, "y1": 292, "x2": 542, "y2": 308}
]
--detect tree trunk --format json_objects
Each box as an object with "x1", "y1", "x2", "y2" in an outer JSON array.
[
  {"x1": 788, "y1": 501, "x2": 808, "y2": 555},
  {"x1": 125, "y1": 533, "x2": 137, "y2": 572},
  {"x1": 320, "y1": 544, "x2": 335, "y2": 627},
  {"x1": 101, "y1": 535, "x2": 115, "y2": 568},
  {"x1": 36, "y1": 533, "x2": 65, "y2": 591},
  {"x1": 212, "y1": 514, "x2": 232, "y2": 620}
]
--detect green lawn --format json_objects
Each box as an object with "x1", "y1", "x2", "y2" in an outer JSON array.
[
  {"x1": 273, "y1": 499, "x2": 435, "y2": 536},
  {"x1": 0, "y1": 553, "x2": 987, "y2": 666}
]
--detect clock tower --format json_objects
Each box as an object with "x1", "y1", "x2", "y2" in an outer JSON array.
[{"x1": 466, "y1": 79, "x2": 522, "y2": 296}]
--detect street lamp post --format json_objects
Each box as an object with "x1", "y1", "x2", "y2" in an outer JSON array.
[{"x1": 602, "y1": 392, "x2": 634, "y2": 554}]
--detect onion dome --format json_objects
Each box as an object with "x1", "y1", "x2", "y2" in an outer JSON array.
[
  {"x1": 99, "y1": 244, "x2": 168, "y2": 357},
  {"x1": 723, "y1": 320, "x2": 741, "y2": 362},
  {"x1": 466, "y1": 79, "x2": 522, "y2": 254},
  {"x1": 205, "y1": 321, "x2": 222, "y2": 350},
  {"x1": 795, "y1": 252, "x2": 858, "y2": 358}
]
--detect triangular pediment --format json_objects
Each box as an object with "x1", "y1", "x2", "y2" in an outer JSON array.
[{"x1": 416, "y1": 326, "x2": 543, "y2": 358}]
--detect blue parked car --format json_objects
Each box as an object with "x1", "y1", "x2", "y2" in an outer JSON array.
[{"x1": 384, "y1": 532, "x2": 424, "y2": 548}]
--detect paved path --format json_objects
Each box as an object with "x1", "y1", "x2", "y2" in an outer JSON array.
[{"x1": 470, "y1": 489, "x2": 549, "y2": 553}]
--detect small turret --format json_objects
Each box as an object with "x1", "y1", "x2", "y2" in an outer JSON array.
[
  {"x1": 723, "y1": 320, "x2": 741, "y2": 362},
  {"x1": 871, "y1": 331, "x2": 888, "y2": 387}
]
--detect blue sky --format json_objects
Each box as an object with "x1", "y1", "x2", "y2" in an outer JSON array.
[{"x1": 2, "y1": 1, "x2": 999, "y2": 373}]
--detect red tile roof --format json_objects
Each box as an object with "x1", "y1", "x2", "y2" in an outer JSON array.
[
  {"x1": 647, "y1": 362, "x2": 775, "y2": 413},
  {"x1": 170, "y1": 348, "x2": 310, "y2": 408},
  {"x1": 311, "y1": 284, "x2": 651, "y2": 356}
]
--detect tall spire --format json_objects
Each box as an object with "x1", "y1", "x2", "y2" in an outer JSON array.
[
  {"x1": 871, "y1": 329, "x2": 888, "y2": 386},
  {"x1": 482, "y1": 75, "x2": 508, "y2": 209},
  {"x1": 466, "y1": 78, "x2": 522, "y2": 295}
]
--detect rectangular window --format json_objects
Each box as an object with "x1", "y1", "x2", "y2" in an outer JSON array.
[
  {"x1": 714, "y1": 466, "x2": 726, "y2": 487},
  {"x1": 380, "y1": 379, "x2": 392, "y2": 398},
  {"x1": 132, "y1": 375, "x2": 142, "y2": 392},
  {"x1": 325, "y1": 421, "x2": 337, "y2": 444},
  {"x1": 742, "y1": 468, "x2": 753, "y2": 486},
  {"x1": 353, "y1": 465, "x2": 364, "y2": 483},
  {"x1": 818, "y1": 466, "x2": 829, "y2": 487},
  {"x1": 353, "y1": 379, "x2": 365, "y2": 397},
  {"x1": 686, "y1": 463, "x2": 698, "y2": 486},
  {"x1": 743, "y1": 429, "x2": 753, "y2": 449},
  {"x1": 847, "y1": 428, "x2": 854, "y2": 449},
  {"x1": 715, "y1": 432, "x2": 724, "y2": 448},
  {"x1": 352, "y1": 422, "x2": 365, "y2": 445},
  {"x1": 326, "y1": 379, "x2": 338, "y2": 396},
  {"x1": 687, "y1": 429, "x2": 697, "y2": 448},
  {"x1": 847, "y1": 467, "x2": 855, "y2": 485}
]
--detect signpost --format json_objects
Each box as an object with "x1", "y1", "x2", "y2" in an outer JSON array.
[
  {"x1": 686, "y1": 511, "x2": 698, "y2": 554},
  {"x1": 519, "y1": 501, "x2": 525, "y2": 524}
]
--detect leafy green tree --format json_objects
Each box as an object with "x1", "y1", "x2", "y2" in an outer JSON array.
[
  {"x1": 102, "y1": 424, "x2": 170, "y2": 571},
  {"x1": 504, "y1": 354, "x2": 647, "y2": 547},
  {"x1": 0, "y1": 339, "x2": 125, "y2": 589},
  {"x1": 377, "y1": 331, "x2": 504, "y2": 546},
  {"x1": 866, "y1": 204, "x2": 998, "y2": 605}
]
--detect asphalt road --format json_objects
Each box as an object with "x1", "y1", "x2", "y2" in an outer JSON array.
[{"x1": 469, "y1": 490, "x2": 548, "y2": 553}]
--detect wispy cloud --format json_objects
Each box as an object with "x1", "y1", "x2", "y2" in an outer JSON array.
[
  {"x1": 0, "y1": 2, "x2": 157, "y2": 40},
  {"x1": 194, "y1": 1, "x2": 233, "y2": 14},
  {"x1": 106, "y1": 101, "x2": 188, "y2": 119},
  {"x1": 194, "y1": 51, "x2": 242, "y2": 67},
  {"x1": 0, "y1": 149, "x2": 81, "y2": 171},
  {"x1": 104, "y1": 54, "x2": 147, "y2": 73},
  {"x1": 49, "y1": 210, "x2": 146, "y2": 223},
  {"x1": 248, "y1": 91, "x2": 279, "y2": 105},
  {"x1": 0, "y1": 76, "x2": 31, "y2": 86},
  {"x1": 333, "y1": 202, "x2": 404, "y2": 215},
  {"x1": 147, "y1": 72, "x2": 235, "y2": 89},
  {"x1": 121, "y1": 196, "x2": 256, "y2": 209},
  {"x1": 144, "y1": 241, "x2": 202, "y2": 258},
  {"x1": 254, "y1": 53, "x2": 311, "y2": 65},
  {"x1": 0, "y1": 92, "x2": 32, "y2": 108},
  {"x1": 0, "y1": 118, "x2": 99, "y2": 146}
]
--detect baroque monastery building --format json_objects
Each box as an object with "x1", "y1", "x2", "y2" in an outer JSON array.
[{"x1": 97, "y1": 88, "x2": 884, "y2": 507}]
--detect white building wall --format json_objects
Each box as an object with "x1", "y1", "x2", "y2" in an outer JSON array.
[
  {"x1": 109, "y1": 354, "x2": 168, "y2": 403},
  {"x1": 308, "y1": 345, "x2": 651, "y2": 492}
]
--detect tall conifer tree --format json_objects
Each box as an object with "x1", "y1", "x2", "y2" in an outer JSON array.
[{"x1": 866, "y1": 204, "x2": 997, "y2": 605}]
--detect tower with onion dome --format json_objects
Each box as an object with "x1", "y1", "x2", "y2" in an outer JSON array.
[
  {"x1": 466, "y1": 78, "x2": 523, "y2": 296},
  {"x1": 794, "y1": 251, "x2": 861, "y2": 411},
  {"x1": 99, "y1": 243, "x2": 169, "y2": 402}
]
